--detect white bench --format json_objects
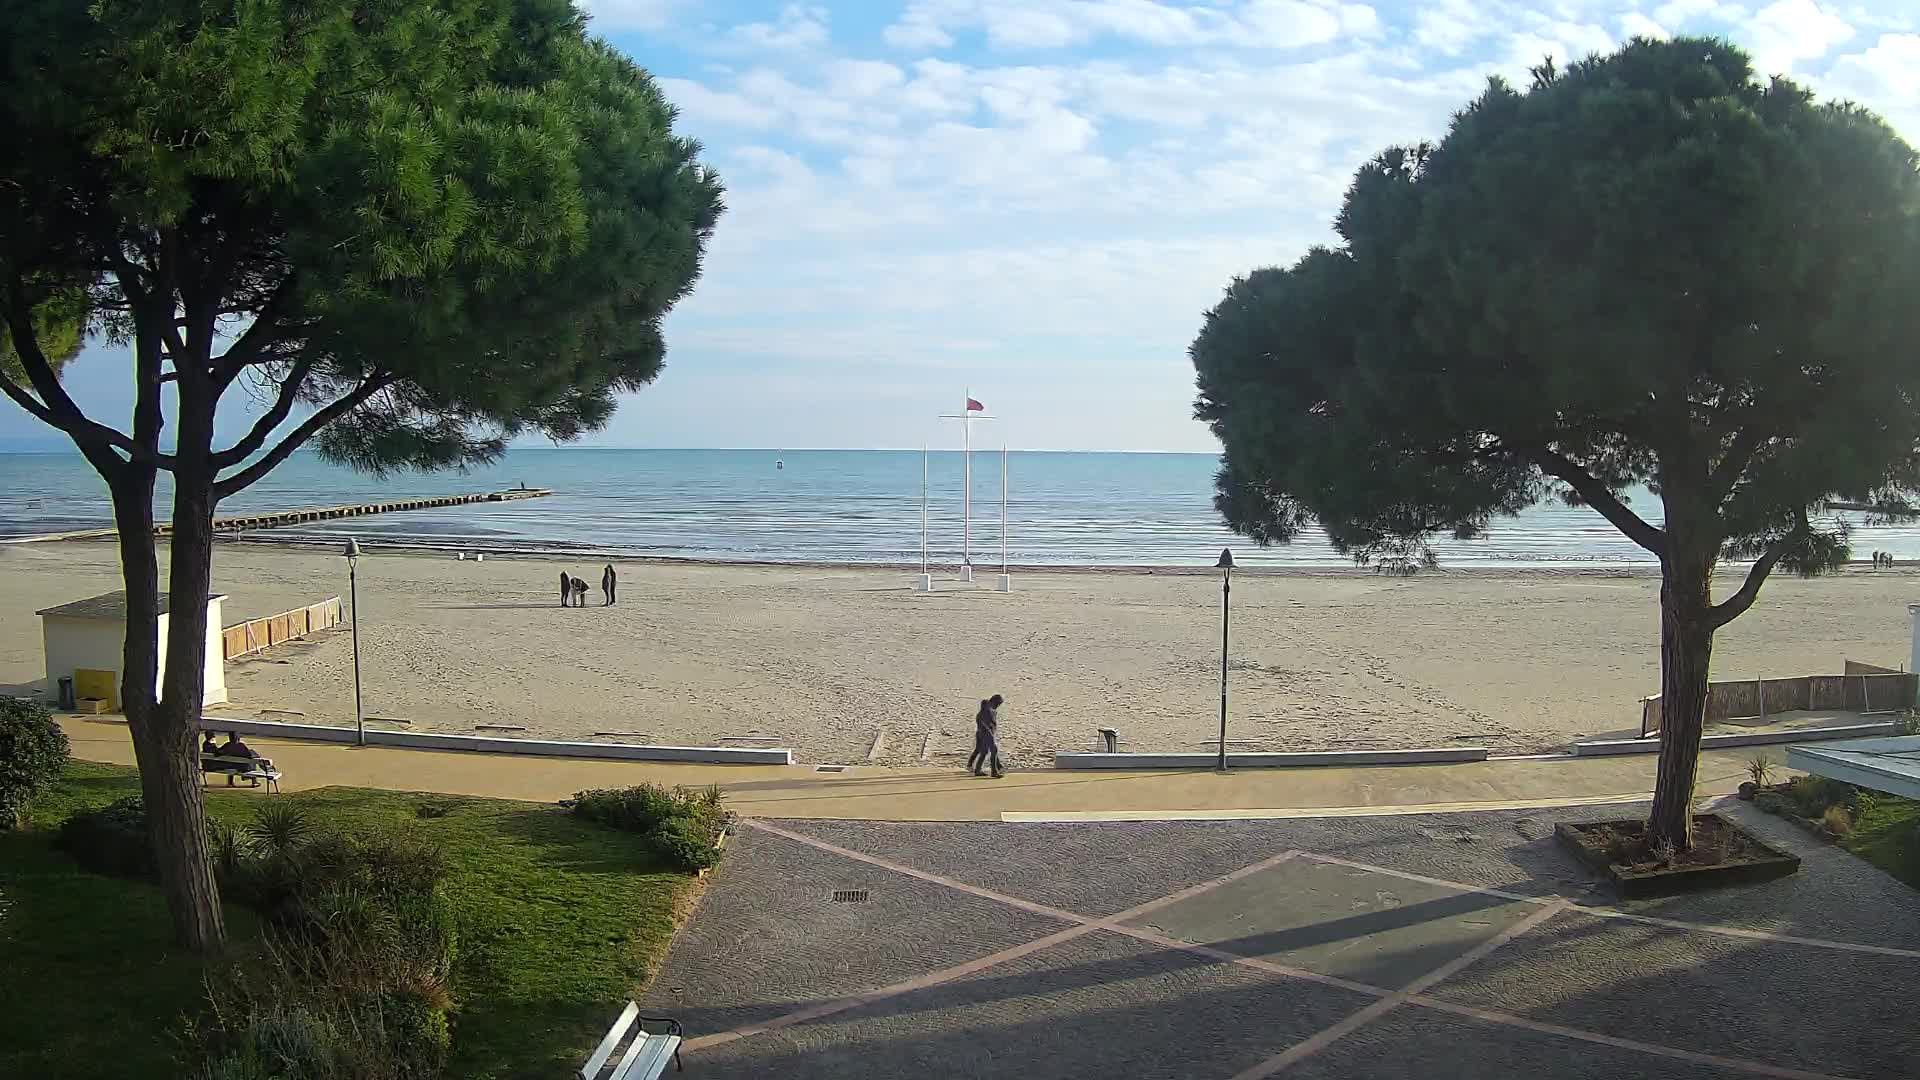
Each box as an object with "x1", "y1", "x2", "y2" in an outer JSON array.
[
  {"x1": 199, "y1": 754, "x2": 282, "y2": 793},
  {"x1": 581, "y1": 1001, "x2": 683, "y2": 1080}
]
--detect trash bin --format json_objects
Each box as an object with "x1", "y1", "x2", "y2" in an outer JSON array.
[{"x1": 56, "y1": 676, "x2": 76, "y2": 711}]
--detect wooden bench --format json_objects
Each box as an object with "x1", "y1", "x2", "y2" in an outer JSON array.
[
  {"x1": 199, "y1": 754, "x2": 281, "y2": 793},
  {"x1": 581, "y1": 1001, "x2": 682, "y2": 1080}
]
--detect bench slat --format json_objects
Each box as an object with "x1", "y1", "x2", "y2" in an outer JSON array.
[
  {"x1": 580, "y1": 1001, "x2": 640, "y2": 1080},
  {"x1": 610, "y1": 1033, "x2": 680, "y2": 1080}
]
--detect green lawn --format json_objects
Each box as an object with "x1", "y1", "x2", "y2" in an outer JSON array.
[
  {"x1": 0, "y1": 762, "x2": 697, "y2": 1080},
  {"x1": 1844, "y1": 793, "x2": 1920, "y2": 891}
]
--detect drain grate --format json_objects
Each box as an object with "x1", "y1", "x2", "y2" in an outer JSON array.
[
  {"x1": 815, "y1": 765, "x2": 848, "y2": 773},
  {"x1": 830, "y1": 889, "x2": 871, "y2": 903}
]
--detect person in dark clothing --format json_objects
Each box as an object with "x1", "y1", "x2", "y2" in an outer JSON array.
[
  {"x1": 602, "y1": 564, "x2": 617, "y2": 606},
  {"x1": 560, "y1": 570, "x2": 574, "y2": 607},
  {"x1": 216, "y1": 732, "x2": 258, "y2": 760},
  {"x1": 968, "y1": 694, "x2": 1005, "y2": 778},
  {"x1": 201, "y1": 732, "x2": 221, "y2": 758}
]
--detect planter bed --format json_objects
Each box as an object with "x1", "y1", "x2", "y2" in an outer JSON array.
[{"x1": 1555, "y1": 814, "x2": 1800, "y2": 899}]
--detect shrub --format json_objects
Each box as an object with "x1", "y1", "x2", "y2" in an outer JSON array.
[
  {"x1": 655, "y1": 815, "x2": 723, "y2": 872},
  {"x1": 1822, "y1": 805, "x2": 1853, "y2": 836},
  {"x1": 1746, "y1": 756, "x2": 1775, "y2": 788},
  {"x1": 56, "y1": 795, "x2": 153, "y2": 878},
  {"x1": 567, "y1": 783, "x2": 687, "y2": 833},
  {"x1": 0, "y1": 696, "x2": 69, "y2": 828},
  {"x1": 193, "y1": 809, "x2": 458, "y2": 1080},
  {"x1": 565, "y1": 783, "x2": 733, "y2": 872}
]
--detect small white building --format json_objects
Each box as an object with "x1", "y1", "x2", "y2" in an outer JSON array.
[{"x1": 37, "y1": 591, "x2": 228, "y2": 709}]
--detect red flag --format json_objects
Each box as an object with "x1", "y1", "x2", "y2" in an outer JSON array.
[{"x1": 966, "y1": 398, "x2": 985, "y2": 412}]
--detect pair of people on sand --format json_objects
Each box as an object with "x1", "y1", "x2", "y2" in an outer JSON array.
[{"x1": 560, "y1": 564, "x2": 618, "y2": 607}]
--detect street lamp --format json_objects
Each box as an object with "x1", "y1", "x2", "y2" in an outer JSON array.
[
  {"x1": 343, "y1": 538, "x2": 365, "y2": 746},
  {"x1": 1216, "y1": 547, "x2": 1234, "y2": 772}
]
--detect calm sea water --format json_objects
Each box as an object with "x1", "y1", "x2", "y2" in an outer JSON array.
[{"x1": 3, "y1": 448, "x2": 1917, "y2": 567}]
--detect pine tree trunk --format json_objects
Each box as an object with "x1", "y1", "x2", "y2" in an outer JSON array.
[
  {"x1": 1647, "y1": 551, "x2": 1714, "y2": 851},
  {"x1": 152, "y1": 418, "x2": 227, "y2": 950}
]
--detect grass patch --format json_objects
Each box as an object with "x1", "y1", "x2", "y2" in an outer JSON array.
[
  {"x1": 1842, "y1": 793, "x2": 1920, "y2": 890},
  {"x1": 1, "y1": 763, "x2": 698, "y2": 1080}
]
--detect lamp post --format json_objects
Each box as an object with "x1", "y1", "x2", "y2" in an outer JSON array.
[
  {"x1": 1216, "y1": 547, "x2": 1234, "y2": 772},
  {"x1": 344, "y1": 538, "x2": 365, "y2": 747}
]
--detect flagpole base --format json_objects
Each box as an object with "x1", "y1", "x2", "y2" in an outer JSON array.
[
  {"x1": 914, "y1": 574, "x2": 933, "y2": 592},
  {"x1": 961, "y1": 565, "x2": 974, "y2": 583},
  {"x1": 995, "y1": 574, "x2": 1013, "y2": 593}
]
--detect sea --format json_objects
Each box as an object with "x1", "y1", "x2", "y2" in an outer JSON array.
[{"x1": 3, "y1": 447, "x2": 1918, "y2": 568}]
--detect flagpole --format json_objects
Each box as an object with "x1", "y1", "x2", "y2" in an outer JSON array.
[
  {"x1": 962, "y1": 389, "x2": 972, "y2": 573},
  {"x1": 1001, "y1": 441, "x2": 1008, "y2": 573},
  {"x1": 921, "y1": 444, "x2": 929, "y2": 575}
]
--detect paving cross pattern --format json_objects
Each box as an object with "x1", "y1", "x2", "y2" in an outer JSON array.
[{"x1": 642, "y1": 802, "x2": 1920, "y2": 1079}]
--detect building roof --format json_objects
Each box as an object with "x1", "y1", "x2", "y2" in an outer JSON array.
[
  {"x1": 1787, "y1": 736, "x2": 1920, "y2": 799},
  {"x1": 36, "y1": 590, "x2": 227, "y2": 620}
]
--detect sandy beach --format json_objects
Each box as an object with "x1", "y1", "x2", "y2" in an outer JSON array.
[{"x1": 2, "y1": 539, "x2": 1916, "y2": 766}]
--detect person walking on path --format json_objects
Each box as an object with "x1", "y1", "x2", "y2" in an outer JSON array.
[{"x1": 968, "y1": 694, "x2": 1005, "y2": 778}]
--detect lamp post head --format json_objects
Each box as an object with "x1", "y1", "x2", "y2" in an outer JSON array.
[
  {"x1": 343, "y1": 537, "x2": 361, "y2": 561},
  {"x1": 1216, "y1": 548, "x2": 1234, "y2": 571}
]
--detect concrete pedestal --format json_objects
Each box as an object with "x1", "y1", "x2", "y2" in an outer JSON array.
[
  {"x1": 961, "y1": 565, "x2": 974, "y2": 582},
  {"x1": 914, "y1": 573, "x2": 933, "y2": 592},
  {"x1": 995, "y1": 574, "x2": 1013, "y2": 592}
]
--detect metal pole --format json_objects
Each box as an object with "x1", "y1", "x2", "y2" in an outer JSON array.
[
  {"x1": 1218, "y1": 565, "x2": 1230, "y2": 771},
  {"x1": 962, "y1": 392, "x2": 972, "y2": 569},
  {"x1": 349, "y1": 557, "x2": 365, "y2": 747},
  {"x1": 1001, "y1": 442, "x2": 1008, "y2": 573},
  {"x1": 921, "y1": 445, "x2": 929, "y2": 575}
]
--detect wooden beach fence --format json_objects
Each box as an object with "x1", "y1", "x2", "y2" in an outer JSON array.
[
  {"x1": 1639, "y1": 664, "x2": 1916, "y2": 737},
  {"x1": 223, "y1": 597, "x2": 342, "y2": 661}
]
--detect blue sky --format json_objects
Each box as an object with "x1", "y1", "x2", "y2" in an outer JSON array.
[{"x1": 8, "y1": 0, "x2": 1920, "y2": 453}]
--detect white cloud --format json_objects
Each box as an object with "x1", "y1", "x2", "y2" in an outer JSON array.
[
  {"x1": 575, "y1": 0, "x2": 676, "y2": 31},
  {"x1": 732, "y1": 4, "x2": 831, "y2": 50},
  {"x1": 658, "y1": 77, "x2": 781, "y2": 129},
  {"x1": 1741, "y1": 0, "x2": 1855, "y2": 75},
  {"x1": 1619, "y1": 12, "x2": 1671, "y2": 38},
  {"x1": 1652, "y1": 0, "x2": 1747, "y2": 25},
  {"x1": 880, "y1": 0, "x2": 1380, "y2": 52},
  {"x1": 1825, "y1": 32, "x2": 1920, "y2": 137},
  {"x1": 1414, "y1": 0, "x2": 1494, "y2": 54}
]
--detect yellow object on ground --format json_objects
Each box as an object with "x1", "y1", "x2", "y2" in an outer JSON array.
[{"x1": 73, "y1": 669, "x2": 118, "y2": 711}]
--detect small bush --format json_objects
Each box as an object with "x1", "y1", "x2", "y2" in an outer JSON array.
[
  {"x1": 655, "y1": 815, "x2": 722, "y2": 872},
  {"x1": 193, "y1": 808, "x2": 458, "y2": 1080},
  {"x1": 566, "y1": 783, "x2": 733, "y2": 872},
  {"x1": 1753, "y1": 791, "x2": 1791, "y2": 817},
  {"x1": 1822, "y1": 805, "x2": 1853, "y2": 836},
  {"x1": 0, "y1": 696, "x2": 69, "y2": 828},
  {"x1": 1746, "y1": 756, "x2": 1775, "y2": 788},
  {"x1": 56, "y1": 795, "x2": 153, "y2": 878}
]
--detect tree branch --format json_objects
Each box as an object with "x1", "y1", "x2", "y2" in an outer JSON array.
[
  {"x1": 1708, "y1": 537, "x2": 1786, "y2": 630},
  {"x1": 212, "y1": 373, "x2": 393, "y2": 498},
  {"x1": 1708, "y1": 424, "x2": 1766, "y2": 503},
  {"x1": 211, "y1": 353, "x2": 315, "y2": 467},
  {"x1": 1523, "y1": 445, "x2": 1667, "y2": 556},
  {"x1": 2, "y1": 285, "x2": 172, "y2": 469},
  {"x1": 210, "y1": 281, "x2": 295, "y2": 389}
]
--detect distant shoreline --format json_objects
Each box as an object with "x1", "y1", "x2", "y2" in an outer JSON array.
[{"x1": 17, "y1": 530, "x2": 1857, "y2": 580}]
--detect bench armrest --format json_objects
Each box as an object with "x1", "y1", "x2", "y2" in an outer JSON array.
[{"x1": 636, "y1": 1016, "x2": 683, "y2": 1038}]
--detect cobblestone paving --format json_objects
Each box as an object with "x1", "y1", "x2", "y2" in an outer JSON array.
[{"x1": 641, "y1": 802, "x2": 1920, "y2": 1079}]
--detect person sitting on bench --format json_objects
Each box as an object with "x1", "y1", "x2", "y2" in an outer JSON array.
[
  {"x1": 216, "y1": 732, "x2": 259, "y2": 761},
  {"x1": 202, "y1": 732, "x2": 221, "y2": 758}
]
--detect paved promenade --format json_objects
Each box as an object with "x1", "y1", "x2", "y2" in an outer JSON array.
[{"x1": 62, "y1": 716, "x2": 1771, "y2": 820}]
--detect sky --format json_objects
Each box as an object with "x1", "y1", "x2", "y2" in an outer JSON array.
[{"x1": 6, "y1": 0, "x2": 1920, "y2": 454}]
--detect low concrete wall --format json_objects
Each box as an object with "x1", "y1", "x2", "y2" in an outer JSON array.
[
  {"x1": 197, "y1": 716, "x2": 793, "y2": 765},
  {"x1": 1053, "y1": 747, "x2": 1490, "y2": 770},
  {"x1": 1574, "y1": 721, "x2": 1901, "y2": 757}
]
